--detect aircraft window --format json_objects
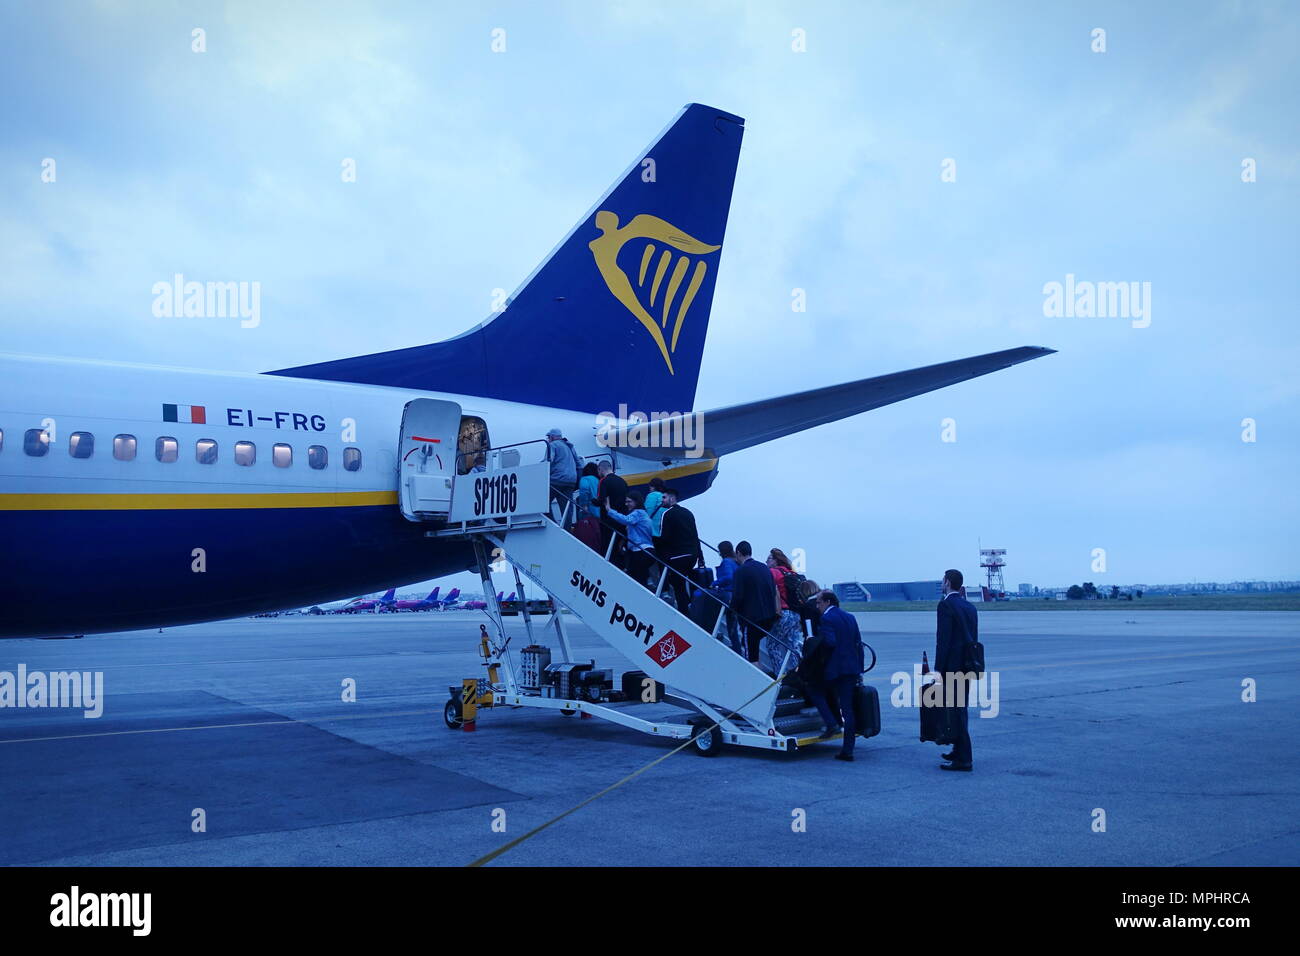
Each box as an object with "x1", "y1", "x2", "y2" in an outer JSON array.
[
  {"x1": 0, "y1": 428, "x2": 4, "y2": 453},
  {"x1": 272, "y1": 443, "x2": 292, "y2": 467},
  {"x1": 308, "y1": 445, "x2": 328, "y2": 470},
  {"x1": 113, "y1": 434, "x2": 137, "y2": 461},
  {"x1": 196, "y1": 439, "x2": 218, "y2": 464},
  {"x1": 69, "y1": 431, "x2": 94, "y2": 458},
  {"x1": 457, "y1": 416, "x2": 489, "y2": 475},
  {"x1": 156, "y1": 436, "x2": 178, "y2": 462},
  {"x1": 342, "y1": 446, "x2": 362, "y2": 472},
  {"x1": 24, "y1": 428, "x2": 50, "y2": 457},
  {"x1": 234, "y1": 441, "x2": 256, "y2": 466}
]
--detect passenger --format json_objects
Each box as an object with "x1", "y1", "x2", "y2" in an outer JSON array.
[
  {"x1": 805, "y1": 589, "x2": 866, "y2": 762},
  {"x1": 729, "y1": 540, "x2": 778, "y2": 663},
  {"x1": 714, "y1": 541, "x2": 744, "y2": 654},
  {"x1": 577, "y1": 461, "x2": 600, "y2": 517},
  {"x1": 936, "y1": 568, "x2": 977, "y2": 772},
  {"x1": 602, "y1": 492, "x2": 656, "y2": 588},
  {"x1": 760, "y1": 548, "x2": 805, "y2": 674},
  {"x1": 595, "y1": 461, "x2": 629, "y2": 568},
  {"x1": 800, "y1": 579, "x2": 823, "y2": 632},
  {"x1": 644, "y1": 477, "x2": 668, "y2": 551},
  {"x1": 544, "y1": 428, "x2": 581, "y2": 523},
  {"x1": 656, "y1": 487, "x2": 704, "y2": 613},
  {"x1": 793, "y1": 579, "x2": 827, "y2": 703},
  {"x1": 573, "y1": 462, "x2": 603, "y2": 552}
]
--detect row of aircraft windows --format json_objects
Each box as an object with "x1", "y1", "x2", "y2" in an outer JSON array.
[{"x1": 0, "y1": 429, "x2": 362, "y2": 471}]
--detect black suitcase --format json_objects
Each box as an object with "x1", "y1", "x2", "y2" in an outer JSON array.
[
  {"x1": 687, "y1": 587, "x2": 724, "y2": 633},
  {"x1": 621, "y1": 670, "x2": 665, "y2": 703},
  {"x1": 919, "y1": 679, "x2": 952, "y2": 744},
  {"x1": 920, "y1": 700, "x2": 952, "y2": 744},
  {"x1": 852, "y1": 684, "x2": 881, "y2": 739}
]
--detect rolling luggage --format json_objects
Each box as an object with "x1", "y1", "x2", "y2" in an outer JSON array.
[
  {"x1": 687, "y1": 586, "x2": 725, "y2": 634},
  {"x1": 573, "y1": 514, "x2": 601, "y2": 552},
  {"x1": 852, "y1": 683, "x2": 881, "y2": 738},
  {"x1": 919, "y1": 677, "x2": 952, "y2": 744}
]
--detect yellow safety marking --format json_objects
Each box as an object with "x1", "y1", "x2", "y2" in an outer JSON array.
[
  {"x1": 0, "y1": 490, "x2": 398, "y2": 511},
  {"x1": 795, "y1": 732, "x2": 844, "y2": 747}
]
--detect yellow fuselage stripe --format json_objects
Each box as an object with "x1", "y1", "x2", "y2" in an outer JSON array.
[
  {"x1": 0, "y1": 491, "x2": 399, "y2": 511},
  {"x1": 0, "y1": 459, "x2": 716, "y2": 510},
  {"x1": 621, "y1": 457, "x2": 717, "y2": 485}
]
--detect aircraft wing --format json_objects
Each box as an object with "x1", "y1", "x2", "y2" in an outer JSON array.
[{"x1": 609, "y1": 346, "x2": 1055, "y2": 460}]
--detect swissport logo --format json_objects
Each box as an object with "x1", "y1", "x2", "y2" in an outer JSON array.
[{"x1": 646, "y1": 630, "x2": 690, "y2": 668}]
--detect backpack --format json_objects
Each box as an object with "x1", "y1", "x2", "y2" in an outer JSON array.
[{"x1": 780, "y1": 569, "x2": 808, "y2": 615}]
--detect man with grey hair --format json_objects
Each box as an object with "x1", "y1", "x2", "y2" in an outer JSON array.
[{"x1": 545, "y1": 428, "x2": 581, "y2": 523}]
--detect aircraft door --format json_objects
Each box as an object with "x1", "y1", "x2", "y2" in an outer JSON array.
[{"x1": 398, "y1": 399, "x2": 463, "y2": 521}]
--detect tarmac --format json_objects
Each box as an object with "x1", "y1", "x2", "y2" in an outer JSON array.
[{"x1": 1, "y1": 609, "x2": 1296, "y2": 866}]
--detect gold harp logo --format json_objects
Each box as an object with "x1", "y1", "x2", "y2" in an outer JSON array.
[{"x1": 589, "y1": 210, "x2": 720, "y2": 374}]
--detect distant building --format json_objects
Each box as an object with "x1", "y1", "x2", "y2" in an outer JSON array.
[
  {"x1": 833, "y1": 581, "x2": 942, "y2": 603},
  {"x1": 1018, "y1": 583, "x2": 1035, "y2": 596}
]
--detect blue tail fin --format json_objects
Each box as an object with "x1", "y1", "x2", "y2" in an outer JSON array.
[
  {"x1": 426, "y1": 587, "x2": 440, "y2": 602},
  {"x1": 380, "y1": 588, "x2": 396, "y2": 602},
  {"x1": 268, "y1": 104, "x2": 745, "y2": 414}
]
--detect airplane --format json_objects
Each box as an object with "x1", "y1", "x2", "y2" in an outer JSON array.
[
  {"x1": 453, "y1": 590, "x2": 501, "y2": 611},
  {"x1": 333, "y1": 587, "x2": 396, "y2": 614},
  {"x1": 0, "y1": 103, "x2": 1053, "y2": 638},
  {"x1": 392, "y1": 586, "x2": 440, "y2": 611},
  {"x1": 431, "y1": 587, "x2": 461, "y2": 610}
]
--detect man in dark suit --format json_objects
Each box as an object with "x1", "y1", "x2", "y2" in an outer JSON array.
[
  {"x1": 935, "y1": 568, "x2": 978, "y2": 771},
  {"x1": 657, "y1": 488, "x2": 703, "y2": 612},
  {"x1": 595, "y1": 461, "x2": 628, "y2": 568},
  {"x1": 808, "y1": 590, "x2": 866, "y2": 762},
  {"x1": 729, "y1": 540, "x2": 778, "y2": 662}
]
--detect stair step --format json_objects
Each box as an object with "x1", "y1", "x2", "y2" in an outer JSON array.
[
  {"x1": 774, "y1": 698, "x2": 806, "y2": 717},
  {"x1": 773, "y1": 713, "x2": 824, "y2": 735}
]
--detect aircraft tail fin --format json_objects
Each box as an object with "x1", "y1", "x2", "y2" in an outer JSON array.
[{"x1": 267, "y1": 104, "x2": 745, "y2": 414}]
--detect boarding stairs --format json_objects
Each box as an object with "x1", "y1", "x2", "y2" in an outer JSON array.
[{"x1": 393, "y1": 401, "x2": 826, "y2": 749}]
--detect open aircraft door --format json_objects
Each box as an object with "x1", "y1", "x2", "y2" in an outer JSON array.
[{"x1": 398, "y1": 399, "x2": 462, "y2": 521}]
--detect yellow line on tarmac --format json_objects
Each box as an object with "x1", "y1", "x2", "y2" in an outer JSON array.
[
  {"x1": 0, "y1": 708, "x2": 440, "y2": 744},
  {"x1": 467, "y1": 674, "x2": 783, "y2": 867}
]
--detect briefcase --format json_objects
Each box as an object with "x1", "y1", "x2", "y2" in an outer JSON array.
[{"x1": 852, "y1": 684, "x2": 881, "y2": 739}]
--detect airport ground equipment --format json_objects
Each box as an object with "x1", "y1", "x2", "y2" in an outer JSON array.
[{"x1": 404, "y1": 427, "x2": 874, "y2": 755}]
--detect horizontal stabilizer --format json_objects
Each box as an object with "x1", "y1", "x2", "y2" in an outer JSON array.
[{"x1": 610, "y1": 346, "x2": 1055, "y2": 459}]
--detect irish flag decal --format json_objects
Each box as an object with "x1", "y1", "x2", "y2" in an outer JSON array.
[{"x1": 162, "y1": 403, "x2": 207, "y2": 424}]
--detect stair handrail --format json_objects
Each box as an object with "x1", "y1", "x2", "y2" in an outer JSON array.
[{"x1": 549, "y1": 499, "x2": 800, "y2": 666}]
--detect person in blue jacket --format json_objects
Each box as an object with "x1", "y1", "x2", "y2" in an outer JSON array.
[
  {"x1": 714, "y1": 541, "x2": 743, "y2": 653},
  {"x1": 807, "y1": 589, "x2": 866, "y2": 762},
  {"x1": 602, "y1": 492, "x2": 656, "y2": 588}
]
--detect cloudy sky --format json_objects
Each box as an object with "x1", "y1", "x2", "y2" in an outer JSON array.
[{"x1": 2, "y1": 0, "x2": 1296, "y2": 595}]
